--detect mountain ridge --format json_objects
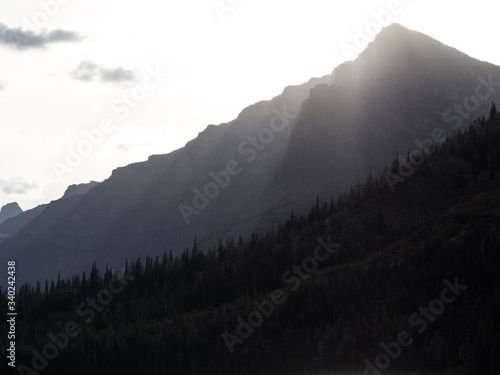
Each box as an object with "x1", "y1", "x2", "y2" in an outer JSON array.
[{"x1": 1, "y1": 23, "x2": 500, "y2": 286}]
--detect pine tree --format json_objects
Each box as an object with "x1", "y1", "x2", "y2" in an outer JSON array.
[{"x1": 490, "y1": 101, "x2": 497, "y2": 120}]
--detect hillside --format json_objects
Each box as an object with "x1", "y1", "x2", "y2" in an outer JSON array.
[{"x1": 2, "y1": 111, "x2": 499, "y2": 374}]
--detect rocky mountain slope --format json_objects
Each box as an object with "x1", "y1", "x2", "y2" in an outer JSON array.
[{"x1": 1, "y1": 24, "x2": 499, "y2": 286}]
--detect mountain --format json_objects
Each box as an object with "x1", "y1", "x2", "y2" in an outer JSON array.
[
  {"x1": 0, "y1": 75, "x2": 331, "y2": 285},
  {"x1": 1, "y1": 24, "x2": 500, "y2": 286},
  {"x1": 0, "y1": 181, "x2": 99, "y2": 243},
  {"x1": 0, "y1": 202, "x2": 22, "y2": 225},
  {"x1": 4, "y1": 114, "x2": 500, "y2": 374},
  {"x1": 0, "y1": 204, "x2": 46, "y2": 244},
  {"x1": 182, "y1": 23, "x2": 500, "y2": 243}
]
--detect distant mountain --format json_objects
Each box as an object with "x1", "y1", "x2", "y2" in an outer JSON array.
[
  {"x1": 0, "y1": 181, "x2": 99, "y2": 243},
  {"x1": 1, "y1": 23, "x2": 500, "y2": 286},
  {"x1": 0, "y1": 202, "x2": 22, "y2": 225},
  {"x1": 0, "y1": 204, "x2": 46, "y2": 244}
]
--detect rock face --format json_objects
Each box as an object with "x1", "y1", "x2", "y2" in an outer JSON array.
[
  {"x1": 0, "y1": 203, "x2": 22, "y2": 225},
  {"x1": 1, "y1": 24, "x2": 500, "y2": 286},
  {"x1": 61, "y1": 181, "x2": 99, "y2": 200}
]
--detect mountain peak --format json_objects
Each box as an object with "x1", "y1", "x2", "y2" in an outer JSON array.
[
  {"x1": 379, "y1": 22, "x2": 409, "y2": 33},
  {"x1": 362, "y1": 23, "x2": 434, "y2": 56},
  {"x1": 376, "y1": 22, "x2": 428, "y2": 41},
  {"x1": 351, "y1": 23, "x2": 486, "y2": 83}
]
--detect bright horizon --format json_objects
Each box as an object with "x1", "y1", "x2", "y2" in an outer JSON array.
[{"x1": 1, "y1": 0, "x2": 500, "y2": 211}]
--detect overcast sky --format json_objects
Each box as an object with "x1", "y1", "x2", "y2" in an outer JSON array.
[{"x1": 1, "y1": 0, "x2": 499, "y2": 211}]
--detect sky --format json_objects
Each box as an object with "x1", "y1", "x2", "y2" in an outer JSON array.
[{"x1": 1, "y1": 0, "x2": 499, "y2": 211}]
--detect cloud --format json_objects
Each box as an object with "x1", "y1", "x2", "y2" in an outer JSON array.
[
  {"x1": 0, "y1": 23, "x2": 81, "y2": 50},
  {"x1": 70, "y1": 61, "x2": 136, "y2": 84},
  {"x1": 100, "y1": 67, "x2": 136, "y2": 83},
  {"x1": 70, "y1": 61, "x2": 99, "y2": 82},
  {"x1": 0, "y1": 178, "x2": 39, "y2": 195}
]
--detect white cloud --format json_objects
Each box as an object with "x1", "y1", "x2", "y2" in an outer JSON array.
[
  {"x1": 70, "y1": 61, "x2": 136, "y2": 84},
  {"x1": 0, "y1": 177, "x2": 39, "y2": 195},
  {"x1": 0, "y1": 22, "x2": 81, "y2": 50}
]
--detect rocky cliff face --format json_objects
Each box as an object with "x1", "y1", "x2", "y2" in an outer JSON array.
[
  {"x1": 61, "y1": 181, "x2": 99, "y2": 200},
  {"x1": 1, "y1": 24, "x2": 500, "y2": 286}
]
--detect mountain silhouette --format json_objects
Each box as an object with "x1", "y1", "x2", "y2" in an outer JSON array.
[{"x1": 1, "y1": 24, "x2": 499, "y2": 286}]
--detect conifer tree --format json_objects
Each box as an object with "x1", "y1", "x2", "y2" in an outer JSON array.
[{"x1": 490, "y1": 101, "x2": 497, "y2": 120}]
